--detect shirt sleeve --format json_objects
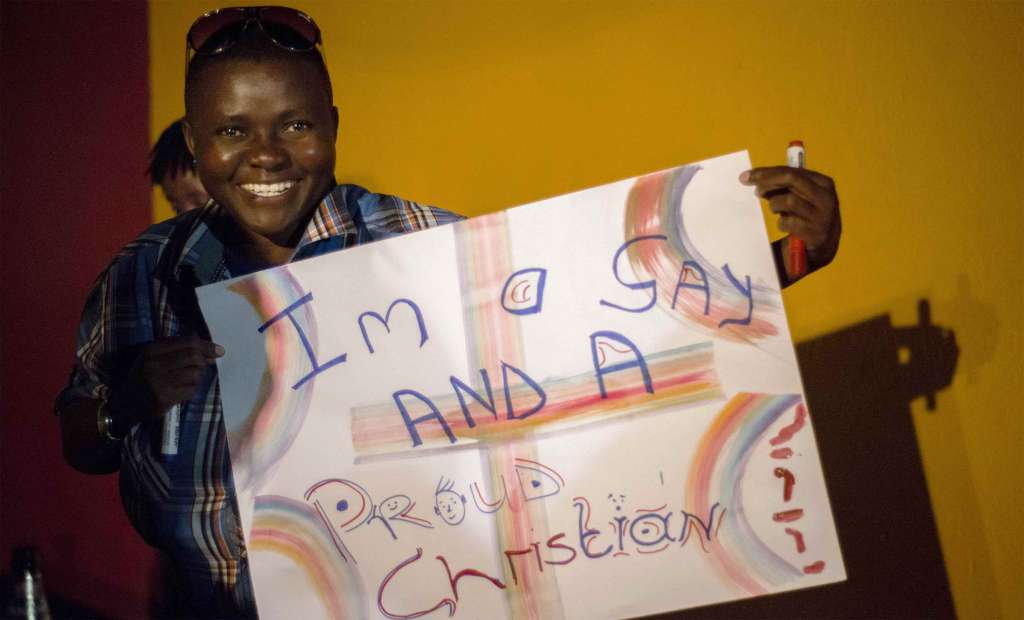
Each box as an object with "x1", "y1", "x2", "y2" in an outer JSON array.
[{"x1": 54, "y1": 241, "x2": 160, "y2": 412}]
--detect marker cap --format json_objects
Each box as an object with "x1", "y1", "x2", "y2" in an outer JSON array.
[{"x1": 787, "y1": 141, "x2": 805, "y2": 169}]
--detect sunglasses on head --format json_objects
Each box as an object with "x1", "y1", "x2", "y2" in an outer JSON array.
[{"x1": 186, "y1": 6, "x2": 321, "y2": 72}]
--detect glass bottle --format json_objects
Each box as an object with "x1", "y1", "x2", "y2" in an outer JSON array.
[{"x1": 5, "y1": 547, "x2": 52, "y2": 620}]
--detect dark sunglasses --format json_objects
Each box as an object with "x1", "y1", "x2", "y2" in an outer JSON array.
[{"x1": 186, "y1": 6, "x2": 321, "y2": 73}]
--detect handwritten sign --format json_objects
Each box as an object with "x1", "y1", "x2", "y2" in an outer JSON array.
[{"x1": 198, "y1": 151, "x2": 845, "y2": 619}]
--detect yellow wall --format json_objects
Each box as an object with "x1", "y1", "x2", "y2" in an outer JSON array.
[{"x1": 151, "y1": 2, "x2": 1022, "y2": 617}]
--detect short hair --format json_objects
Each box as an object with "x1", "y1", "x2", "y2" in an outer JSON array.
[
  {"x1": 147, "y1": 119, "x2": 193, "y2": 185},
  {"x1": 184, "y1": 27, "x2": 333, "y2": 116}
]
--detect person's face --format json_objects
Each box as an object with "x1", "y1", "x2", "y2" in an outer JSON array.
[
  {"x1": 434, "y1": 490, "x2": 466, "y2": 525},
  {"x1": 184, "y1": 56, "x2": 338, "y2": 248},
  {"x1": 161, "y1": 170, "x2": 210, "y2": 215}
]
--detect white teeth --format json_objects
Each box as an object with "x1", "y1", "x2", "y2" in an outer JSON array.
[{"x1": 240, "y1": 181, "x2": 296, "y2": 197}]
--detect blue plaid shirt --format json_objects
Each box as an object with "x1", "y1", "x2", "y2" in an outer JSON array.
[{"x1": 57, "y1": 185, "x2": 462, "y2": 617}]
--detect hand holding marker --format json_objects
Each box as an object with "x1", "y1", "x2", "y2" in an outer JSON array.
[
  {"x1": 786, "y1": 140, "x2": 808, "y2": 278},
  {"x1": 133, "y1": 336, "x2": 222, "y2": 459},
  {"x1": 162, "y1": 403, "x2": 180, "y2": 458}
]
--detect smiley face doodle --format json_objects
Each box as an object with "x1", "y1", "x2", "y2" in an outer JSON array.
[
  {"x1": 379, "y1": 495, "x2": 408, "y2": 519},
  {"x1": 434, "y1": 477, "x2": 468, "y2": 526},
  {"x1": 378, "y1": 494, "x2": 434, "y2": 531}
]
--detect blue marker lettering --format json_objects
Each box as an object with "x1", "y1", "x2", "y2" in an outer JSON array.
[
  {"x1": 680, "y1": 502, "x2": 724, "y2": 544},
  {"x1": 599, "y1": 235, "x2": 666, "y2": 313},
  {"x1": 574, "y1": 498, "x2": 612, "y2": 559},
  {"x1": 358, "y1": 298, "x2": 429, "y2": 354},
  {"x1": 500, "y1": 268, "x2": 548, "y2": 316},
  {"x1": 502, "y1": 362, "x2": 547, "y2": 420},
  {"x1": 629, "y1": 512, "x2": 676, "y2": 547},
  {"x1": 393, "y1": 389, "x2": 456, "y2": 447},
  {"x1": 589, "y1": 330, "x2": 654, "y2": 399},
  {"x1": 258, "y1": 292, "x2": 346, "y2": 390},
  {"x1": 673, "y1": 260, "x2": 710, "y2": 315},
  {"x1": 719, "y1": 265, "x2": 753, "y2": 328},
  {"x1": 450, "y1": 370, "x2": 497, "y2": 429}
]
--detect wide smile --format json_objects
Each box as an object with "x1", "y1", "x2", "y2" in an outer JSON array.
[{"x1": 238, "y1": 180, "x2": 298, "y2": 199}]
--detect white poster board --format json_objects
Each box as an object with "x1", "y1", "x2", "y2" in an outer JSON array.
[{"x1": 198, "y1": 151, "x2": 845, "y2": 619}]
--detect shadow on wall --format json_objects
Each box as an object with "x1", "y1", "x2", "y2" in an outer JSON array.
[{"x1": 666, "y1": 299, "x2": 960, "y2": 619}]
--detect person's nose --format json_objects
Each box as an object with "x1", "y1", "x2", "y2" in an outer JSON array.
[{"x1": 246, "y1": 130, "x2": 289, "y2": 171}]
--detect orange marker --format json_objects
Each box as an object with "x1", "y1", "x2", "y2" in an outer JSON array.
[{"x1": 786, "y1": 140, "x2": 808, "y2": 277}]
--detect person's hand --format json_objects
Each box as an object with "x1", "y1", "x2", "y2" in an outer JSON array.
[
  {"x1": 109, "y1": 337, "x2": 224, "y2": 429},
  {"x1": 740, "y1": 166, "x2": 841, "y2": 279}
]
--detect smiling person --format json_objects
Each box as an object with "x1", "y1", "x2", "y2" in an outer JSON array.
[
  {"x1": 54, "y1": 7, "x2": 461, "y2": 618},
  {"x1": 54, "y1": 6, "x2": 839, "y2": 619}
]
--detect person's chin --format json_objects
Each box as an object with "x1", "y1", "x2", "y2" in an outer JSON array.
[
  {"x1": 262, "y1": 222, "x2": 301, "y2": 245},
  {"x1": 232, "y1": 211, "x2": 291, "y2": 241},
  {"x1": 227, "y1": 196, "x2": 314, "y2": 242}
]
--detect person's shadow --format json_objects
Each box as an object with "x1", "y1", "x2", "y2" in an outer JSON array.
[{"x1": 663, "y1": 299, "x2": 961, "y2": 619}]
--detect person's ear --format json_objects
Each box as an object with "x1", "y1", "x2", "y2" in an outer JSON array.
[
  {"x1": 182, "y1": 119, "x2": 196, "y2": 161},
  {"x1": 331, "y1": 106, "x2": 339, "y2": 139}
]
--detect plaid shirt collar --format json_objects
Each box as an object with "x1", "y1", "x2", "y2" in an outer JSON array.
[{"x1": 171, "y1": 185, "x2": 358, "y2": 286}]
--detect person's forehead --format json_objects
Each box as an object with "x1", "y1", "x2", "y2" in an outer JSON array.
[
  {"x1": 191, "y1": 58, "x2": 330, "y2": 121},
  {"x1": 197, "y1": 56, "x2": 327, "y2": 95}
]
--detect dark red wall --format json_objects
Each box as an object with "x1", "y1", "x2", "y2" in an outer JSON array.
[{"x1": 1, "y1": 2, "x2": 159, "y2": 617}]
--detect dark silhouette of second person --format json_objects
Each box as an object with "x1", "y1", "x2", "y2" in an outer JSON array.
[{"x1": 148, "y1": 119, "x2": 210, "y2": 214}]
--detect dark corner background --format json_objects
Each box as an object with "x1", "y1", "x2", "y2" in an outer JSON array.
[{"x1": 1, "y1": 2, "x2": 159, "y2": 618}]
